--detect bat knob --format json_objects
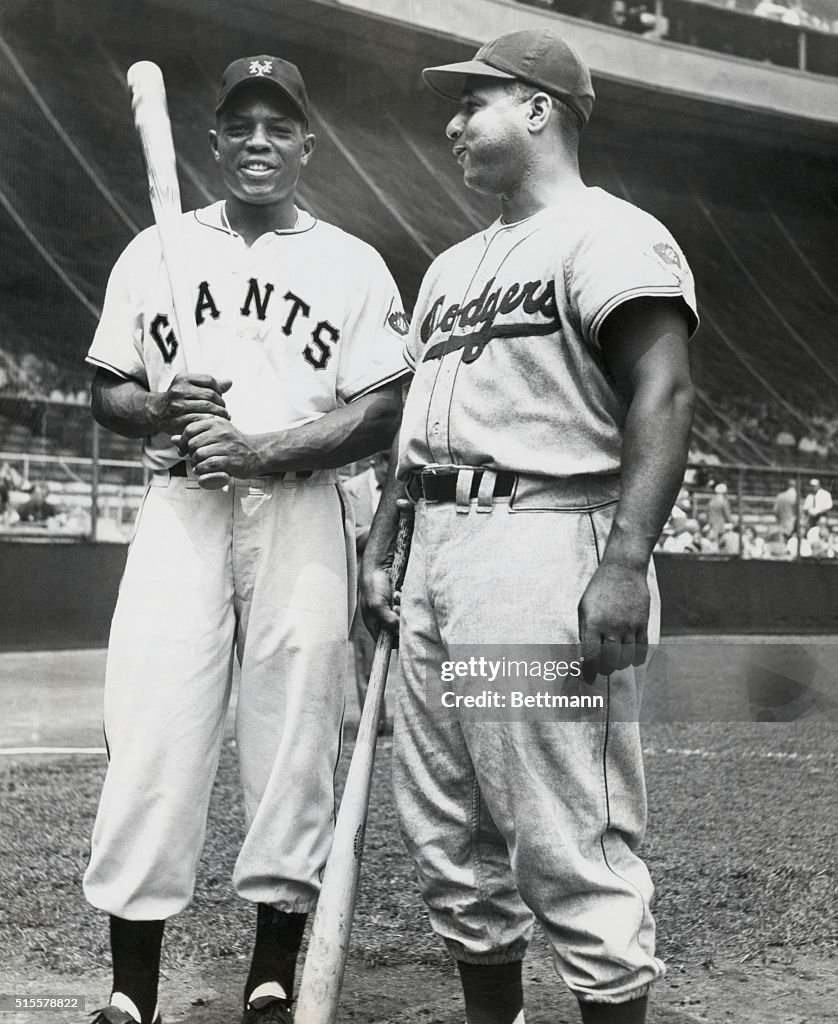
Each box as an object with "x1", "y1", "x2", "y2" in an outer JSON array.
[{"x1": 198, "y1": 472, "x2": 230, "y2": 491}]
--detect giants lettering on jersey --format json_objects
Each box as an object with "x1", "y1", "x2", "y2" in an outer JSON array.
[
  {"x1": 420, "y1": 276, "x2": 558, "y2": 364},
  {"x1": 150, "y1": 278, "x2": 340, "y2": 371}
]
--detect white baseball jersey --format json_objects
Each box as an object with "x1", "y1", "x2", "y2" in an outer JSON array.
[
  {"x1": 398, "y1": 187, "x2": 698, "y2": 480},
  {"x1": 88, "y1": 203, "x2": 410, "y2": 470}
]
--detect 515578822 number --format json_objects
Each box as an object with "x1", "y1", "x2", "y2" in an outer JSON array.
[{"x1": 0, "y1": 995, "x2": 85, "y2": 1011}]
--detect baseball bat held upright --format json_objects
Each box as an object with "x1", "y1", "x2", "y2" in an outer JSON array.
[
  {"x1": 295, "y1": 498, "x2": 415, "y2": 1024},
  {"x1": 126, "y1": 60, "x2": 229, "y2": 490}
]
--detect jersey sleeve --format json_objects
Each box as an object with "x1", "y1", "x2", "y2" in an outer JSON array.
[
  {"x1": 336, "y1": 245, "x2": 412, "y2": 403},
  {"x1": 565, "y1": 204, "x2": 699, "y2": 350},
  {"x1": 86, "y1": 230, "x2": 156, "y2": 383}
]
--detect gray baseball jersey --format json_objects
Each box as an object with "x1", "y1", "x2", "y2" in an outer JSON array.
[{"x1": 397, "y1": 187, "x2": 698, "y2": 479}]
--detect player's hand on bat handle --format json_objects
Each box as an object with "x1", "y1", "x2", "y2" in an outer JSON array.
[
  {"x1": 174, "y1": 416, "x2": 263, "y2": 481},
  {"x1": 578, "y1": 560, "x2": 650, "y2": 682},
  {"x1": 359, "y1": 564, "x2": 400, "y2": 639},
  {"x1": 148, "y1": 373, "x2": 232, "y2": 436}
]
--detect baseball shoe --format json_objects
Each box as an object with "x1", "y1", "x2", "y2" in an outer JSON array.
[
  {"x1": 241, "y1": 996, "x2": 292, "y2": 1024},
  {"x1": 88, "y1": 1008, "x2": 160, "y2": 1024}
]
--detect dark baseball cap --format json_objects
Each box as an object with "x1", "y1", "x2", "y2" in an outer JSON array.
[
  {"x1": 422, "y1": 29, "x2": 594, "y2": 127},
  {"x1": 216, "y1": 55, "x2": 309, "y2": 123}
]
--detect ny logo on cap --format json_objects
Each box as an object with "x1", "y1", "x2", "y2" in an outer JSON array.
[{"x1": 248, "y1": 60, "x2": 273, "y2": 76}]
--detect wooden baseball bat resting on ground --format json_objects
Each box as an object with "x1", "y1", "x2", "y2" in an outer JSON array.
[
  {"x1": 126, "y1": 61, "x2": 229, "y2": 490},
  {"x1": 295, "y1": 499, "x2": 416, "y2": 1024}
]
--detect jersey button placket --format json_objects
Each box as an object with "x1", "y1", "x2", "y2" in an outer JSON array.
[
  {"x1": 425, "y1": 263, "x2": 494, "y2": 465},
  {"x1": 426, "y1": 354, "x2": 457, "y2": 464}
]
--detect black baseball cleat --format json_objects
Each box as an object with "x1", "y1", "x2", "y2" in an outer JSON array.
[
  {"x1": 88, "y1": 1008, "x2": 161, "y2": 1024},
  {"x1": 241, "y1": 996, "x2": 293, "y2": 1024}
]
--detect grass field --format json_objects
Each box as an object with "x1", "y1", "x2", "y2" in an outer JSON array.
[{"x1": 0, "y1": 649, "x2": 836, "y2": 1024}]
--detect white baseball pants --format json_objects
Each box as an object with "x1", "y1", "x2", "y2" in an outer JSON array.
[{"x1": 84, "y1": 470, "x2": 354, "y2": 920}]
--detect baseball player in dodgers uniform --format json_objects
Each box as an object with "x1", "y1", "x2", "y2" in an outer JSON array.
[
  {"x1": 363, "y1": 30, "x2": 697, "y2": 1024},
  {"x1": 84, "y1": 56, "x2": 407, "y2": 1024}
]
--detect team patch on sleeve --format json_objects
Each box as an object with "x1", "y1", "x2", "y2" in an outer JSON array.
[
  {"x1": 652, "y1": 241, "x2": 683, "y2": 273},
  {"x1": 384, "y1": 297, "x2": 410, "y2": 337}
]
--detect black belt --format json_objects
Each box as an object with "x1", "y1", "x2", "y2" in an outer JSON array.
[
  {"x1": 165, "y1": 462, "x2": 314, "y2": 481},
  {"x1": 415, "y1": 469, "x2": 515, "y2": 503}
]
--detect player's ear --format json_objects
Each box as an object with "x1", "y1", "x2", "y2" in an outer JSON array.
[
  {"x1": 208, "y1": 128, "x2": 220, "y2": 160},
  {"x1": 526, "y1": 92, "x2": 553, "y2": 133},
  {"x1": 300, "y1": 131, "x2": 316, "y2": 165}
]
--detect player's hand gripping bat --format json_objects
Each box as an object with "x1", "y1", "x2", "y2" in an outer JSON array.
[
  {"x1": 126, "y1": 61, "x2": 229, "y2": 490},
  {"x1": 295, "y1": 498, "x2": 415, "y2": 1024}
]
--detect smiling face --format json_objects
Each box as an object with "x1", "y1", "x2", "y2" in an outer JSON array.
[
  {"x1": 209, "y1": 83, "x2": 314, "y2": 210},
  {"x1": 445, "y1": 78, "x2": 534, "y2": 197}
]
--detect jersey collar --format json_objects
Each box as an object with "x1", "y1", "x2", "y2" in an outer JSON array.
[{"x1": 192, "y1": 200, "x2": 316, "y2": 235}]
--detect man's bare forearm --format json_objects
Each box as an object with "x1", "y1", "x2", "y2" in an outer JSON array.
[
  {"x1": 91, "y1": 373, "x2": 160, "y2": 438},
  {"x1": 359, "y1": 431, "x2": 406, "y2": 635},
  {"x1": 91, "y1": 368, "x2": 232, "y2": 439},
  {"x1": 601, "y1": 377, "x2": 695, "y2": 570},
  {"x1": 247, "y1": 383, "x2": 403, "y2": 474},
  {"x1": 364, "y1": 432, "x2": 405, "y2": 569}
]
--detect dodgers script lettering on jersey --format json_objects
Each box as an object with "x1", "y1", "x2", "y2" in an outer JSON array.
[
  {"x1": 398, "y1": 188, "x2": 698, "y2": 480},
  {"x1": 88, "y1": 203, "x2": 409, "y2": 470}
]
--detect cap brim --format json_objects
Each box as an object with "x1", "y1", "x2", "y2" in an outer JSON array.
[
  {"x1": 216, "y1": 78, "x2": 307, "y2": 122},
  {"x1": 422, "y1": 60, "x2": 516, "y2": 100}
]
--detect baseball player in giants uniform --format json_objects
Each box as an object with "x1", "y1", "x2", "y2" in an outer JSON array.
[
  {"x1": 362, "y1": 30, "x2": 697, "y2": 1024},
  {"x1": 84, "y1": 56, "x2": 408, "y2": 1024}
]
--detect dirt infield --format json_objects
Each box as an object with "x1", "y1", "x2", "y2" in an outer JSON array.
[
  {"x1": 1, "y1": 726, "x2": 836, "y2": 1023},
  {"x1": 0, "y1": 649, "x2": 836, "y2": 1023}
]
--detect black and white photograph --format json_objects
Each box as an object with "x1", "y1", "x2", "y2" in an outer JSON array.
[{"x1": 0, "y1": 1, "x2": 835, "y2": 1023}]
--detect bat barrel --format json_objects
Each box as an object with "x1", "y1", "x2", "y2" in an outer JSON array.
[{"x1": 127, "y1": 60, "x2": 230, "y2": 492}]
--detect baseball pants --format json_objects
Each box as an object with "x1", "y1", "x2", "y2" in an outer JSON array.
[
  {"x1": 393, "y1": 470, "x2": 664, "y2": 1005},
  {"x1": 84, "y1": 470, "x2": 354, "y2": 920}
]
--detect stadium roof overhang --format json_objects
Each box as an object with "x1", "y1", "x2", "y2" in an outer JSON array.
[{"x1": 182, "y1": 0, "x2": 838, "y2": 153}]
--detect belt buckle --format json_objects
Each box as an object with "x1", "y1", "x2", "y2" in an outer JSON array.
[
  {"x1": 418, "y1": 464, "x2": 483, "y2": 504},
  {"x1": 420, "y1": 463, "x2": 463, "y2": 478},
  {"x1": 415, "y1": 464, "x2": 456, "y2": 503}
]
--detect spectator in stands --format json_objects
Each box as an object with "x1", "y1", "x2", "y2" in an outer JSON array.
[
  {"x1": 802, "y1": 478, "x2": 833, "y2": 529},
  {"x1": 14, "y1": 481, "x2": 59, "y2": 524},
  {"x1": 797, "y1": 434, "x2": 827, "y2": 459},
  {"x1": 764, "y1": 530, "x2": 790, "y2": 560},
  {"x1": 773, "y1": 479, "x2": 798, "y2": 539},
  {"x1": 719, "y1": 521, "x2": 741, "y2": 557},
  {"x1": 695, "y1": 520, "x2": 719, "y2": 554},
  {"x1": 19, "y1": 353, "x2": 47, "y2": 398},
  {"x1": 0, "y1": 461, "x2": 21, "y2": 519},
  {"x1": 754, "y1": 0, "x2": 801, "y2": 23},
  {"x1": 661, "y1": 517, "x2": 698, "y2": 554},
  {"x1": 741, "y1": 525, "x2": 766, "y2": 560},
  {"x1": 774, "y1": 428, "x2": 797, "y2": 452},
  {"x1": 621, "y1": 2, "x2": 656, "y2": 33},
  {"x1": 608, "y1": 0, "x2": 627, "y2": 26},
  {"x1": 786, "y1": 532, "x2": 812, "y2": 559},
  {"x1": 706, "y1": 482, "x2": 732, "y2": 542},
  {"x1": 808, "y1": 521, "x2": 837, "y2": 559}
]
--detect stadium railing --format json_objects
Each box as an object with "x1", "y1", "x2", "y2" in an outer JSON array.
[
  {"x1": 1, "y1": 449, "x2": 834, "y2": 562},
  {"x1": 0, "y1": 449, "x2": 147, "y2": 544},
  {"x1": 520, "y1": 0, "x2": 838, "y2": 75}
]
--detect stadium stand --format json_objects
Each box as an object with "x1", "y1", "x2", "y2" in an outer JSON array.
[{"x1": 0, "y1": 0, "x2": 835, "y2": 541}]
